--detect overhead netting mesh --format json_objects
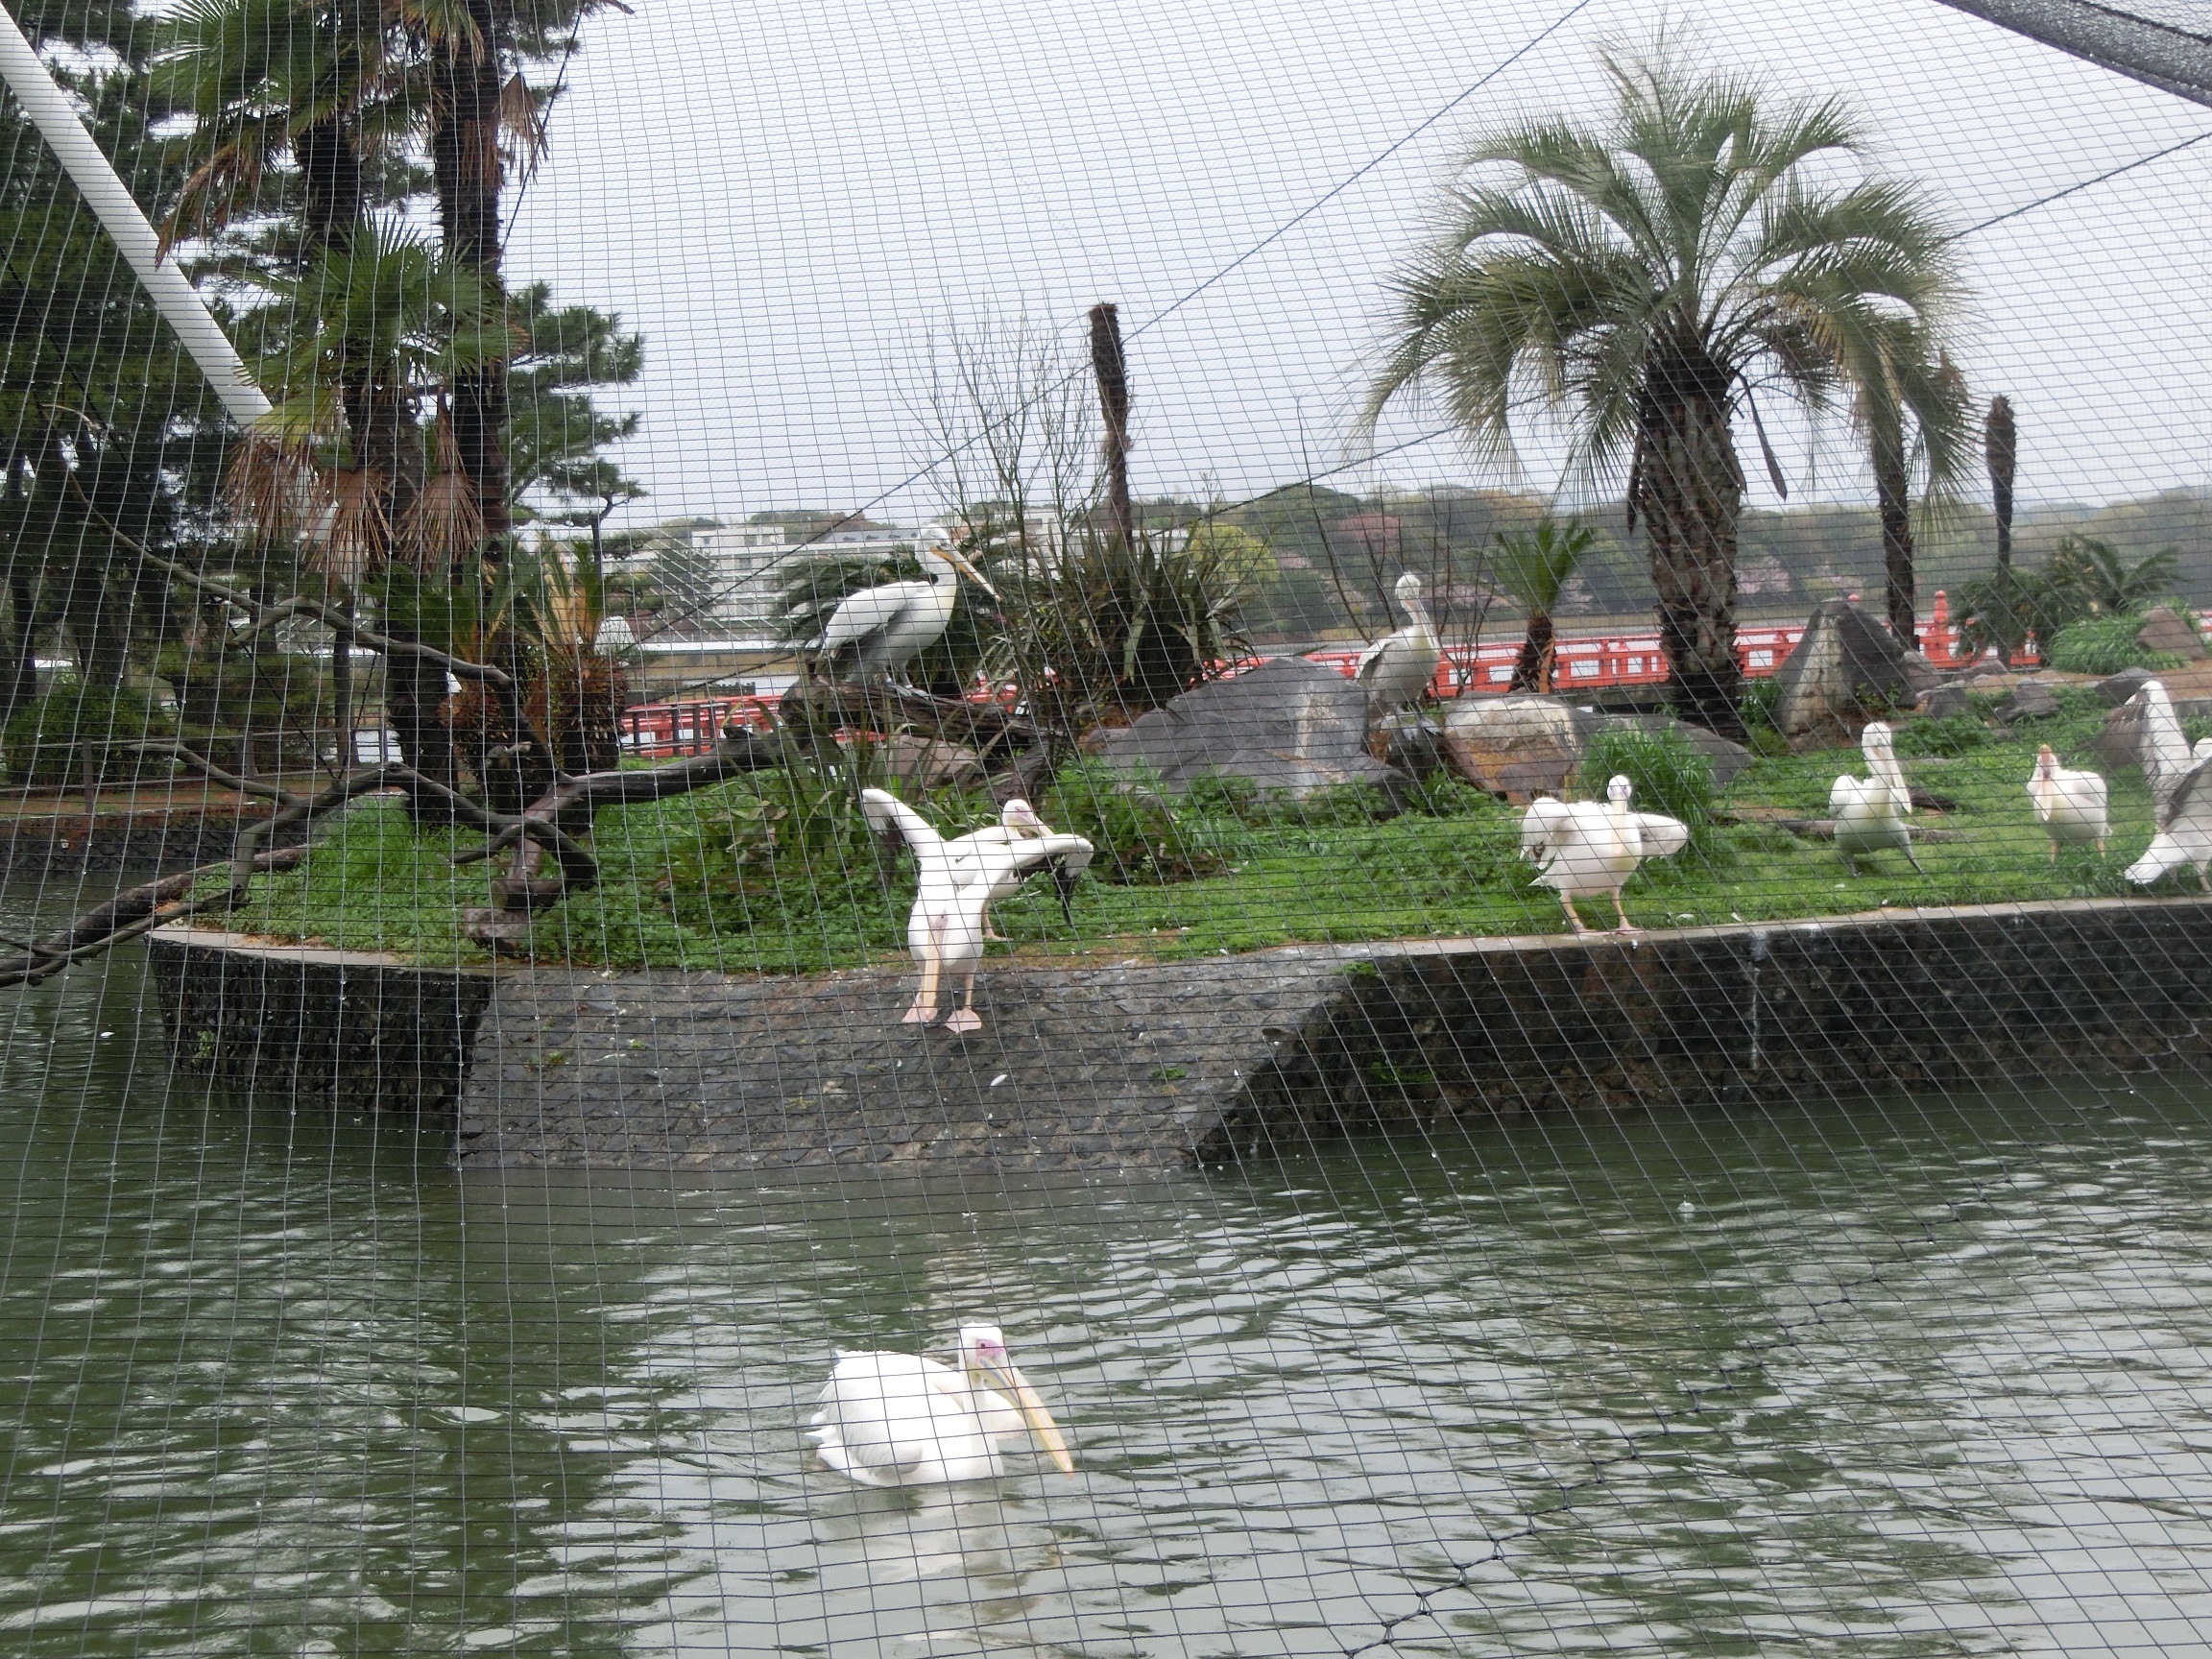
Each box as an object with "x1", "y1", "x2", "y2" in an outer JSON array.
[{"x1": 4, "y1": 0, "x2": 2212, "y2": 1651}]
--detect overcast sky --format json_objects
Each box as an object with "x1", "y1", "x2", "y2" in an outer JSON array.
[{"x1": 504, "y1": 0, "x2": 2212, "y2": 531}]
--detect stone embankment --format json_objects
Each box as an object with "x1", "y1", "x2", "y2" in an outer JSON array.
[{"x1": 148, "y1": 895, "x2": 2212, "y2": 1174}]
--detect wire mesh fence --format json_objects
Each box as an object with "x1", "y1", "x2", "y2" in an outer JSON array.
[{"x1": 3, "y1": 0, "x2": 2212, "y2": 1652}]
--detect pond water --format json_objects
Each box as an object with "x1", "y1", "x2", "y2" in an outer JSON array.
[{"x1": 3, "y1": 878, "x2": 2211, "y2": 1657}]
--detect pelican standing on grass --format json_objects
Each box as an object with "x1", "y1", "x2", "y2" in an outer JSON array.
[
  {"x1": 1356, "y1": 572, "x2": 1441, "y2": 713},
  {"x1": 2132, "y1": 679, "x2": 2212, "y2": 818},
  {"x1": 862, "y1": 787, "x2": 1094, "y2": 1033},
  {"x1": 809, "y1": 1324, "x2": 1075, "y2": 1486},
  {"x1": 1830, "y1": 720, "x2": 1923, "y2": 875},
  {"x1": 1521, "y1": 775, "x2": 1690, "y2": 934},
  {"x1": 2028, "y1": 744, "x2": 2107, "y2": 857},
  {"x1": 2127, "y1": 745, "x2": 2212, "y2": 891},
  {"x1": 815, "y1": 529, "x2": 997, "y2": 684}
]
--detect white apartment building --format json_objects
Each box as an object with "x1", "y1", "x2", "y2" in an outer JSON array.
[{"x1": 687, "y1": 522, "x2": 913, "y2": 635}]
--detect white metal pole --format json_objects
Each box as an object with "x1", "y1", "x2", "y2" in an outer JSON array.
[{"x1": 0, "y1": 5, "x2": 271, "y2": 424}]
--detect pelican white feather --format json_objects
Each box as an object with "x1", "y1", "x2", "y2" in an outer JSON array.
[
  {"x1": 1355, "y1": 572, "x2": 1440, "y2": 714},
  {"x1": 809, "y1": 1324, "x2": 1075, "y2": 1487},
  {"x1": 2127, "y1": 752, "x2": 2212, "y2": 890},
  {"x1": 816, "y1": 529, "x2": 997, "y2": 684},
  {"x1": 1521, "y1": 775, "x2": 1688, "y2": 934},
  {"x1": 2131, "y1": 679, "x2": 2212, "y2": 820},
  {"x1": 2028, "y1": 744, "x2": 2107, "y2": 857},
  {"x1": 1829, "y1": 721, "x2": 1923, "y2": 875},
  {"x1": 861, "y1": 787, "x2": 1094, "y2": 1031}
]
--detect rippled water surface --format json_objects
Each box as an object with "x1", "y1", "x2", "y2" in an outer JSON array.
[{"x1": 4, "y1": 881, "x2": 2212, "y2": 1656}]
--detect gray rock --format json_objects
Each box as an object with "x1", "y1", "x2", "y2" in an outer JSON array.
[
  {"x1": 1436, "y1": 696, "x2": 1751, "y2": 796},
  {"x1": 1438, "y1": 696, "x2": 1601, "y2": 799},
  {"x1": 1083, "y1": 655, "x2": 1401, "y2": 797},
  {"x1": 2095, "y1": 666, "x2": 2157, "y2": 707},
  {"x1": 1772, "y1": 600, "x2": 1922, "y2": 737},
  {"x1": 2137, "y1": 606, "x2": 2207, "y2": 661},
  {"x1": 1920, "y1": 684, "x2": 1974, "y2": 721},
  {"x1": 1996, "y1": 681, "x2": 2061, "y2": 723},
  {"x1": 1898, "y1": 651, "x2": 1944, "y2": 694},
  {"x1": 1613, "y1": 713, "x2": 1757, "y2": 786}
]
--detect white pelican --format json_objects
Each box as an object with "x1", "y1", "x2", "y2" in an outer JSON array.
[
  {"x1": 2127, "y1": 759, "x2": 2212, "y2": 890},
  {"x1": 816, "y1": 530, "x2": 998, "y2": 684},
  {"x1": 1521, "y1": 774, "x2": 1690, "y2": 934},
  {"x1": 2028, "y1": 744, "x2": 2108, "y2": 858},
  {"x1": 1355, "y1": 572, "x2": 1440, "y2": 714},
  {"x1": 964, "y1": 798, "x2": 1052, "y2": 940},
  {"x1": 861, "y1": 787, "x2": 1094, "y2": 1032},
  {"x1": 1830, "y1": 720, "x2": 1923, "y2": 876},
  {"x1": 2132, "y1": 679, "x2": 2212, "y2": 819},
  {"x1": 809, "y1": 1324, "x2": 1075, "y2": 1487}
]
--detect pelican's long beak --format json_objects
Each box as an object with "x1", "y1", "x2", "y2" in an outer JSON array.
[
  {"x1": 980, "y1": 1353, "x2": 1075, "y2": 1475},
  {"x1": 941, "y1": 545, "x2": 999, "y2": 601}
]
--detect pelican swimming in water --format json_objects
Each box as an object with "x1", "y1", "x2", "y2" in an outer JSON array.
[
  {"x1": 2028, "y1": 744, "x2": 2108, "y2": 857},
  {"x1": 861, "y1": 787, "x2": 1094, "y2": 1032},
  {"x1": 815, "y1": 529, "x2": 997, "y2": 684},
  {"x1": 809, "y1": 1324, "x2": 1075, "y2": 1487},
  {"x1": 1521, "y1": 774, "x2": 1690, "y2": 934},
  {"x1": 1355, "y1": 572, "x2": 1440, "y2": 714},
  {"x1": 1830, "y1": 720, "x2": 1923, "y2": 875}
]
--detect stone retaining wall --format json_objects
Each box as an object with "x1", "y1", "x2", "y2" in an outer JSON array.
[{"x1": 146, "y1": 895, "x2": 2212, "y2": 1172}]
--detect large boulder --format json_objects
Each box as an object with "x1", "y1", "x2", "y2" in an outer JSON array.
[
  {"x1": 2137, "y1": 606, "x2": 2207, "y2": 661},
  {"x1": 1770, "y1": 600, "x2": 1922, "y2": 739},
  {"x1": 1082, "y1": 656, "x2": 1401, "y2": 797},
  {"x1": 2095, "y1": 666, "x2": 2156, "y2": 707},
  {"x1": 1438, "y1": 696, "x2": 1600, "y2": 799},
  {"x1": 1995, "y1": 681, "x2": 2061, "y2": 724},
  {"x1": 1436, "y1": 696, "x2": 1752, "y2": 798}
]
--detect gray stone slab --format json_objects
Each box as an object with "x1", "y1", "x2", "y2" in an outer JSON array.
[{"x1": 1083, "y1": 656, "x2": 1400, "y2": 797}]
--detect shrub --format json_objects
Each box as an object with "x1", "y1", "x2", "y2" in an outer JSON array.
[
  {"x1": 2044, "y1": 613, "x2": 2186, "y2": 677},
  {"x1": 1578, "y1": 725, "x2": 1717, "y2": 851},
  {"x1": 1894, "y1": 713, "x2": 1994, "y2": 757},
  {"x1": 657, "y1": 756, "x2": 886, "y2": 931},
  {"x1": 3, "y1": 684, "x2": 176, "y2": 787},
  {"x1": 1042, "y1": 758, "x2": 1232, "y2": 884},
  {"x1": 1737, "y1": 675, "x2": 1784, "y2": 733}
]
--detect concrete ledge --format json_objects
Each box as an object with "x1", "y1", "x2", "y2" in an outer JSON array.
[
  {"x1": 147, "y1": 930, "x2": 499, "y2": 1116},
  {"x1": 146, "y1": 895, "x2": 2212, "y2": 1171}
]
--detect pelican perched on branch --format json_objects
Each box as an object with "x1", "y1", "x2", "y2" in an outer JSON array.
[
  {"x1": 1355, "y1": 572, "x2": 1440, "y2": 714},
  {"x1": 809, "y1": 1324, "x2": 1075, "y2": 1486},
  {"x1": 1521, "y1": 775, "x2": 1689, "y2": 934},
  {"x1": 1830, "y1": 720, "x2": 1923, "y2": 875},
  {"x1": 2028, "y1": 744, "x2": 2107, "y2": 857},
  {"x1": 815, "y1": 529, "x2": 997, "y2": 684},
  {"x1": 862, "y1": 787, "x2": 1094, "y2": 1032}
]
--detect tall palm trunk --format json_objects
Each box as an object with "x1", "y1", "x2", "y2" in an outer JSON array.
[
  {"x1": 1875, "y1": 426, "x2": 1915, "y2": 648},
  {"x1": 1507, "y1": 611, "x2": 1555, "y2": 692},
  {"x1": 1633, "y1": 360, "x2": 1745, "y2": 740},
  {"x1": 1090, "y1": 302, "x2": 1133, "y2": 551},
  {"x1": 432, "y1": 0, "x2": 511, "y2": 543},
  {"x1": 1984, "y1": 395, "x2": 2015, "y2": 577}
]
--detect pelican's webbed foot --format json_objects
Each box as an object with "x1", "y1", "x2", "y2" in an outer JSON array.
[{"x1": 943, "y1": 1009, "x2": 983, "y2": 1035}]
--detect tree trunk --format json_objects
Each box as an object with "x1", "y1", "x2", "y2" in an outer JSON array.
[
  {"x1": 1508, "y1": 611, "x2": 1555, "y2": 693},
  {"x1": 1985, "y1": 394, "x2": 2015, "y2": 576},
  {"x1": 1090, "y1": 302, "x2": 1133, "y2": 551},
  {"x1": 387, "y1": 655, "x2": 461, "y2": 819},
  {"x1": 433, "y1": 2, "x2": 512, "y2": 545},
  {"x1": 0, "y1": 571, "x2": 37, "y2": 726},
  {"x1": 329, "y1": 604, "x2": 352, "y2": 768},
  {"x1": 1875, "y1": 428, "x2": 1915, "y2": 649},
  {"x1": 1633, "y1": 369, "x2": 1745, "y2": 740}
]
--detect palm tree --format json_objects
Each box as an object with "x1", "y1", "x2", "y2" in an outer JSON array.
[
  {"x1": 1852, "y1": 332, "x2": 1971, "y2": 650},
  {"x1": 1364, "y1": 46, "x2": 1964, "y2": 737},
  {"x1": 1489, "y1": 517, "x2": 1593, "y2": 692}
]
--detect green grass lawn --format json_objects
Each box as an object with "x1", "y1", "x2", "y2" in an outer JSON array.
[{"x1": 219, "y1": 686, "x2": 2200, "y2": 974}]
